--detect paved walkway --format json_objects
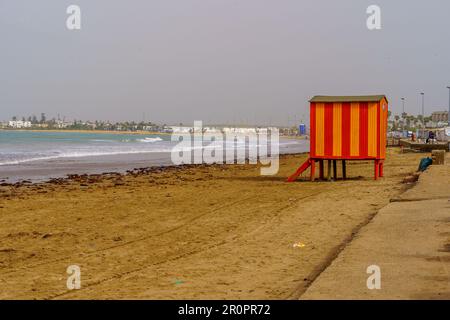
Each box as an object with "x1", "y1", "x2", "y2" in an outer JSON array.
[{"x1": 302, "y1": 155, "x2": 450, "y2": 299}]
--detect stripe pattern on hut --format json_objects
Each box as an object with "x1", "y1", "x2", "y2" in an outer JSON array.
[{"x1": 309, "y1": 95, "x2": 388, "y2": 160}]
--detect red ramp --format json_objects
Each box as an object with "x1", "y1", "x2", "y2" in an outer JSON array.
[{"x1": 287, "y1": 158, "x2": 312, "y2": 182}]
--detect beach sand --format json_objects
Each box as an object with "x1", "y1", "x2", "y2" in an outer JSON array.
[{"x1": 0, "y1": 149, "x2": 425, "y2": 299}]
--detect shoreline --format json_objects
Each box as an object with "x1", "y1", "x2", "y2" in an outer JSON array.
[
  {"x1": 0, "y1": 130, "x2": 310, "y2": 183},
  {"x1": 0, "y1": 152, "x2": 310, "y2": 186}
]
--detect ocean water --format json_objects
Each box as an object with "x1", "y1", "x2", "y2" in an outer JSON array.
[
  {"x1": 0, "y1": 130, "x2": 309, "y2": 182},
  {"x1": 0, "y1": 131, "x2": 171, "y2": 166}
]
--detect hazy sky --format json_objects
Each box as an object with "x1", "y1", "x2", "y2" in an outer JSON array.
[{"x1": 1, "y1": 0, "x2": 449, "y2": 125}]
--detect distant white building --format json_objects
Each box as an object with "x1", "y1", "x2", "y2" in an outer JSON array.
[
  {"x1": 202, "y1": 127, "x2": 221, "y2": 134},
  {"x1": 169, "y1": 126, "x2": 191, "y2": 133},
  {"x1": 431, "y1": 111, "x2": 448, "y2": 123},
  {"x1": 55, "y1": 120, "x2": 72, "y2": 128},
  {"x1": 434, "y1": 127, "x2": 450, "y2": 142},
  {"x1": 222, "y1": 127, "x2": 278, "y2": 134},
  {"x1": 8, "y1": 120, "x2": 32, "y2": 128}
]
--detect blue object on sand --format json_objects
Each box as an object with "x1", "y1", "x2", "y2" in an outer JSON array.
[{"x1": 418, "y1": 157, "x2": 432, "y2": 172}]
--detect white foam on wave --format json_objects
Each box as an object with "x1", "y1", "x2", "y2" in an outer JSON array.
[
  {"x1": 0, "y1": 137, "x2": 306, "y2": 166},
  {"x1": 0, "y1": 148, "x2": 171, "y2": 166},
  {"x1": 91, "y1": 139, "x2": 115, "y2": 143},
  {"x1": 136, "y1": 137, "x2": 163, "y2": 143}
]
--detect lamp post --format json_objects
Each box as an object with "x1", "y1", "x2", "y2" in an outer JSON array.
[
  {"x1": 447, "y1": 87, "x2": 450, "y2": 126},
  {"x1": 420, "y1": 93, "x2": 425, "y2": 123},
  {"x1": 401, "y1": 97, "x2": 405, "y2": 114},
  {"x1": 420, "y1": 92, "x2": 425, "y2": 138}
]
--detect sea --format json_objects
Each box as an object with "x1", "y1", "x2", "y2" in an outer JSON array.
[{"x1": 0, "y1": 130, "x2": 309, "y2": 183}]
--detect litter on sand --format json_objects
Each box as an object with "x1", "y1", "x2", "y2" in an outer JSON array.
[{"x1": 293, "y1": 242, "x2": 306, "y2": 248}]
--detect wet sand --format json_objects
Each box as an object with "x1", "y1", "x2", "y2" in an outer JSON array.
[
  {"x1": 0, "y1": 152, "x2": 174, "y2": 183},
  {"x1": 0, "y1": 149, "x2": 425, "y2": 299}
]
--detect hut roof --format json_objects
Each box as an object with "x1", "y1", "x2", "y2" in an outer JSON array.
[{"x1": 309, "y1": 95, "x2": 387, "y2": 103}]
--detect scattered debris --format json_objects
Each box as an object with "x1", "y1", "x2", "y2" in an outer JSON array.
[
  {"x1": 293, "y1": 242, "x2": 306, "y2": 248},
  {"x1": 402, "y1": 172, "x2": 420, "y2": 184}
]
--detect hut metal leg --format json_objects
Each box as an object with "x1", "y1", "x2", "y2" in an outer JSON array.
[
  {"x1": 342, "y1": 160, "x2": 347, "y2": 180},
  {"x1": 319, "y1": 160, "x2": 324, "y2": 180},
  {"x1": 333, "y1": 160, "x2": 337, "y2": 180},
  {"x1": 310, "y1": 160, "x2": 316, "y2": 182},
  {"x1": 379, "y1": 161, "x2": 384, "y2": 177},
  {"x1": 374, "y1": 160, "x2": 379, "y2": 180},
  {"x1": 327, "y1": 160, "x2": 332, "y2": 181}
]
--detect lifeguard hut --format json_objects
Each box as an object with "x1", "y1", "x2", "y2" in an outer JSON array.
[{"x1": 288, "y1": 95, "x2": 388, "y2": 181}]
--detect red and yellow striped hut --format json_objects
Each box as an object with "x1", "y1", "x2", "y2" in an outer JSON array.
[{"x1": 288, "y1": 95, "x2": 388, "y2": 181}]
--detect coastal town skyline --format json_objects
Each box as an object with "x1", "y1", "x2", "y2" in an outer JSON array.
[{"x1": 2, "y1": 107, "x2": 448, "y2": 129}]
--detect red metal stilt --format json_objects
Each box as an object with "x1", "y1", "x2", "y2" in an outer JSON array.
[
  {"x1": 287, "y1": 158, "x2": 312, "y2": 182},
  {"x1": 288, "y1": 158, "x2": 384, "y2": 182},
  {"x1": 374, "y1": 160, "x2": 379, "y2": 180}
]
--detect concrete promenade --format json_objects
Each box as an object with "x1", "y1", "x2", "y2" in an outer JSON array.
[{"x1": 302, "y1": 154, "x2": 450, "y2": 299}]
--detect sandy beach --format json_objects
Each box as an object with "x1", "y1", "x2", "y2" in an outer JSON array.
[{"x1": 0, "y1": 148, "x2": 427, "y2": 299}]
